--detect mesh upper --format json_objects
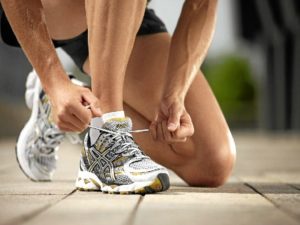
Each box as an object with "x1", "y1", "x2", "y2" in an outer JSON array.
[{"x1": 129, "y1": 158, "x2": 160, "y2": 170}]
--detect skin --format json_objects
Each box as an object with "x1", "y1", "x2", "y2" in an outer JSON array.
[
  {"x1": 85, "y1": 0, "x2": 147, "y2": 113},
  {"x1": 0, "y1": 0, "x2": 236, "y2": 186},
  {"x1": 0, "y1": 0, "x2": 101, "y2": 132}
]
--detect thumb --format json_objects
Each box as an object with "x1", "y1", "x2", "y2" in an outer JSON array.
[
  {"x1": 89, "y1": 105, "x2": 102, "y2": 117},
  {"x1": 82, "y1": 90, "x2": 102, "y2": 117},
  {"x1": 167, "y1": 106, "x2": 181, "y2": 132}
]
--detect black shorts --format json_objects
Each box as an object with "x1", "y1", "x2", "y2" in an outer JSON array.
[{"x1": 0, "y1": 6, "x2": 167, "y2": 71}]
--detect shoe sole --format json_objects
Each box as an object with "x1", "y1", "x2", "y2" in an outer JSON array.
[
  {"x1": 75, "y1": 170, "x2": 170, "y2": 194},
  {"x1": 16, "y1": 74, "x2": 51, "y2": 181}
]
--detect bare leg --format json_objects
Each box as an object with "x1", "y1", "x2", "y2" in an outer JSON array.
[
  {"x1": 84, "y1": 33, "x2": 236, "y2": 187},
  {"x1": 85, "y1": 0, "x2": 147, "y2": 113},
  {"x1": 41, "y1": 0, "x2": 87, "y2": 40}
]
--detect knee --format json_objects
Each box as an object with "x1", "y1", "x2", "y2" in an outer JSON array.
[{"x1": 182, "y1": 134, "x2": 236, "y2": 187}]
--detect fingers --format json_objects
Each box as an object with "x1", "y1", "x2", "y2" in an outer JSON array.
[
  {"x1": 150, "y1": 120, "x2": 187, "y2": 143},
  {"x1": 157, "y1": 122, "x2": 165, "y2": 141},
  {"x1": 56, "y1": 111, "x2": 88, "y2": 132},
  {"x1": 49, "y1": 84, "x2": 101, "y2": 132},
  {"x1": 162, "y1": 121, "x2": 172, "y2": 142},
  {"x1": 55, "y1": 103, "x2": 91, "y2": 132},
  {"x1": 82, "y1": 90, "x2": 102, "y2": 117},
  {"x1": 167, "y1": 105, "x2": 181, "y2": 132},
  {"x1": 175, "y1": 114, "x2": 194, "y2": 138},
  {"x1": 150, "y1": 121, "x2": 157, "y2": 140},
  {"x1": 69, "y1": 103, "x2": 92, "y2": 127},
  {"x1": 150, "y1": 111, "x2": 194, "y2": 143},
  {"x1": 57, "y1": 120, "x2": 82, "y2": 132},
  {"x1": 89, "y1": 105, "x2": 102, "y2": 118}
]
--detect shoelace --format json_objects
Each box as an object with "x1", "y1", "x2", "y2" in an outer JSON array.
[
  {"x1": 37, "y1": 93, "x2": 82, "y2": 148},
  {"x1": 88, "y1": 125, "x2": 149, "y2": 157}
]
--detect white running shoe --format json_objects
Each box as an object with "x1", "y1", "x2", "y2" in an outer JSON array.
[
  {"x1": 16, "y1": 70, "x2": 82, "y2": 181},
  {"x1": 75, "y1": 118, "x2": 170, "y2": 194}
]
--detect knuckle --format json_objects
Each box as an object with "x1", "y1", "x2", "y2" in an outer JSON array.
[
  {"x1": 57, "y1": 112, "x2": 65, "y2": 120},
  {"x1": 65, "y1": 100, "x2": 73, "y2": 108}
]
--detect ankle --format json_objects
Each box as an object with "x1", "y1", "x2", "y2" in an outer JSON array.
[
  {"x1": 89, "y1": 111, "x2": 125, "y2": 145},
  {"x1": 91, "y1": 111, "x2": 125, "y2": 127}
]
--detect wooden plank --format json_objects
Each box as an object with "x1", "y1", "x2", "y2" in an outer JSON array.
[
  {"x1": 291, "y1": 184, "x2": 300, "y2": 191},
  {"x1": 0, "y1": 194, "x2": 65, "y2": 225},
  {"x1": 0, "y1": 140, "x2": 79, "y2": 225},
  {"x1": 0, "y1": 140, "x2": 18, "y2": 170},
  {"x1": 233, "y1": 132, "x2": 300, "y2": 177},
  {"x1": 0, "y1": 141, "x2": 80, "y2": 195},
  {"x1": 264, "y1": 171, "x2": 300, "y2": 184},
  {"x1": 247, "y1": 182, "x2": 300, "y2": 221},
  {"x1": 24, "y1": 191, "x2": 140, "y2": 225},
  {"x1": 134, "y1": 185, "x2": 299, "y2": 225}
]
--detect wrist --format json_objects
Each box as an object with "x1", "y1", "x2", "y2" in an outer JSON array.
[
  {"x1": 42, "y1": 71, "x2": 71, "y2": 95},
  {"x1": 162, "y1": 91, "x2": 185, "y2": 106},
  {"x1": 163, "y1": 84, "x2": 186, "y2": 104}
]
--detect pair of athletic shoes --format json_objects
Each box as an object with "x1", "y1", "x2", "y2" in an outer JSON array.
[{"x1": 16, "y1": 70, "x2": 169, "y2": 194}]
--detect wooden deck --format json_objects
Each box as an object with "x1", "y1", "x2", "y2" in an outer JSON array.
[{"x1": 0, "y1": 132, "x2": 299, "y2": 225}]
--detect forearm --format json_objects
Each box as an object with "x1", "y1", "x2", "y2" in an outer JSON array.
[
  {"x1": 1, "y1": 0, "x2": 69, "y2": 93},
  {"x1": 164, "y1": 0, "x2": 217, "y2": 101},
  {"x1": 85, "y1": 0, "x2": 146, "y2": 112}
]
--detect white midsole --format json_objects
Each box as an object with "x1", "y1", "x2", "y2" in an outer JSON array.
[
  {"x1": 25, "y1": 70, "x2": 38, "y2": 109},
  {"x1": 75, "y1": 170, "x2": 166, "y2": 192},
  {"x1": 16, "y1": 74, "x2": 46, "y2": 180}
]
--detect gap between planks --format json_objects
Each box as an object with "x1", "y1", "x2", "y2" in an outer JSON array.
[{"x1": 3, "y1": 189, "x2": 77, "y2": 225}]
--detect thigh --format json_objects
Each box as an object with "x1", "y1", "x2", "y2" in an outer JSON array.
[
  {"x1": 124, "y1": 33, "x2": 235, "y2": 185},
  {"x1": 41, "y1": 0, "x2": 87, "y2": 40}
]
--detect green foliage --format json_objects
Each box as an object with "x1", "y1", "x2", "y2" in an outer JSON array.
[{"x1": 203, "y1": 55, "x2": 257, "y2": 127}]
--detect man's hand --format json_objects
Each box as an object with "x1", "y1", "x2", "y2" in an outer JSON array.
[
  {"x1": 150, "y1": 97, "x2": 194, "y2": 143},
  {"x1": 47, "y1": 81, "x2": 102, "y2": 132}
]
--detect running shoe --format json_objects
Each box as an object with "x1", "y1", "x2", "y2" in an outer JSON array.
[
  {"x1": 16, "y1": 70, "x2": 82, "y2": 181},
  {"x1": 75, "y1": 118, "x2": 170, "y2": 194}
]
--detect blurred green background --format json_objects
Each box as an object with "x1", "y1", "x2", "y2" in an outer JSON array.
[{"x1": 203, "y1": 55, "x2": 258, "y2": 128}]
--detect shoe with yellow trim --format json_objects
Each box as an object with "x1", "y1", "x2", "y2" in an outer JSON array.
[{"x1": 75, "y1": 117, "x2": 170, "y2": 194}]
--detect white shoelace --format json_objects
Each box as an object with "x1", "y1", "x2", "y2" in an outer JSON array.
[
  {"x1": 88, "y1": 125, "x2": 149, "y2": 157},
  {"x1": 88, "y1": 125, "x2": 149, "y2": 133}
]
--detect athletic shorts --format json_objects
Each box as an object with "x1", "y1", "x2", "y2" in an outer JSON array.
[{"x1": 0, "y1": 6, "x2": 167, "y2": 72}]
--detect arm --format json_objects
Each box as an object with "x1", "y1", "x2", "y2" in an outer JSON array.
[
  {"x1": 0, "y1": 0, "x2": 68, "y2": 92},
  {"x1": 164, "y1": 0, "x2": 217, "y2": 102},
  {"x1": 1, "y1": 0, "x2": 100, "y2": 131},
  {"x1": 151, "y1": 0, "x2": 217, "y2": 142}
]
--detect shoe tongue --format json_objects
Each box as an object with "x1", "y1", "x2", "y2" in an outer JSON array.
[{"x1": 102, "y1": 117, "x2": 132, "y2": 132}]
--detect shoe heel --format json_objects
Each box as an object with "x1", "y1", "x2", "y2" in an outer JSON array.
[
  {"x1": 25, "y1": 70, "x2": 39, "y2": 109},
  {"x1": 75, "y1": 170, "x2": 102, "y2": 191}
]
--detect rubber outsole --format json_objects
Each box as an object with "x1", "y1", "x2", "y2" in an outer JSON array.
[{"x1": 77, "y1": 173, "x2": 170, "y2": 195}]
